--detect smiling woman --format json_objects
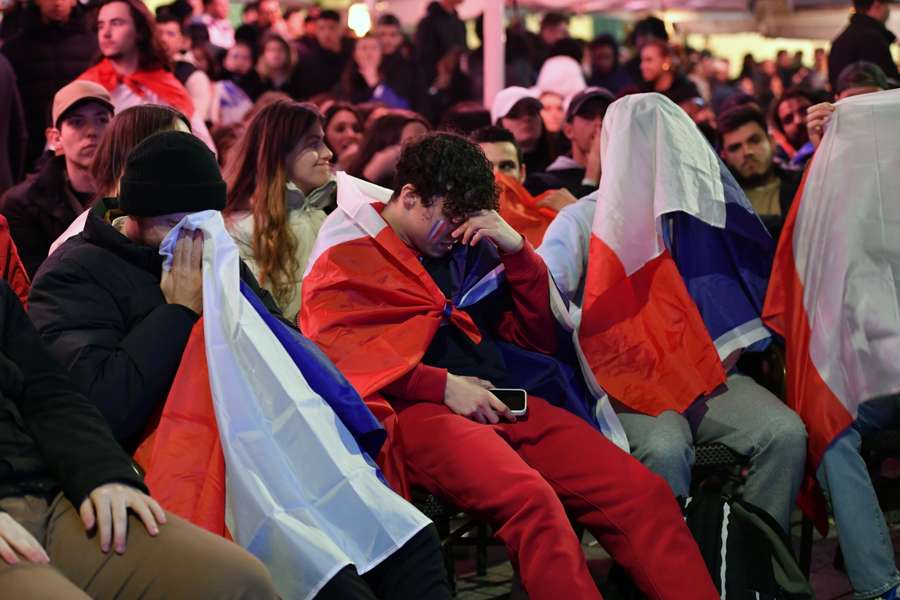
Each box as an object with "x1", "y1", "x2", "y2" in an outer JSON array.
[{"x1": 223, "y1": 100, "x2": 336, "y2": 321}]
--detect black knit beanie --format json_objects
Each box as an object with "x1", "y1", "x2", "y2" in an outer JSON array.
[{"x1": 118, "y1": 131, "x2": 226, "y2": 217}]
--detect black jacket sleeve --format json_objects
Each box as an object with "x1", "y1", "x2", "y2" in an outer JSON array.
[
  {"x1": 1, "y1": 281, "x2": 146, "y2": 506},
  {"x1": 28, "y1": 257, "x2": 198, "y2": 449},
  {"x1": 1, "y1": 188, "x2": 46, "y2": 279}
]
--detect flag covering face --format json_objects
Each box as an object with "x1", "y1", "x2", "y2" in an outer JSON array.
[
  {"x1": 136, "y1": 211, "x2": 430, "y2": 600},
  {"x1": 763, "y1": 89, "x2": 900, "y2": 526},
  {"x1": 578, "y1": 93, "x2": 773, "y2": 416}
]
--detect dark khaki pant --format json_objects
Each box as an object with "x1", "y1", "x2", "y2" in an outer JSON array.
[{"x1": 0, "y1": 493, "x2": 278, "y2": 599}]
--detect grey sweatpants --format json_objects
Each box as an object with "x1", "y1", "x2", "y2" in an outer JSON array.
[{"x1": 616, "y1": 373, "x2": 807, "y2": 531}]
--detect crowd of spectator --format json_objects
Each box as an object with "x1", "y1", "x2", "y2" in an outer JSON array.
[
  {"x1": 1, "y1": 0, "x2": 897, "y2": 242},
  {"x1": 0, "y1": 0, "x2": 898, "y2": 598}
]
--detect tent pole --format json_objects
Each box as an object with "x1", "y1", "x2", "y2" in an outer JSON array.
[{"x1": 483, "y1": 0, "x2": 505, "y2": 112}]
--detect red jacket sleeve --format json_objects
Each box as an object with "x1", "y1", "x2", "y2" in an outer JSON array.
[
  {"x1": 495, "y1": 242, "x2": 559, "y2": 355},
  {"x1": 0, "y1": 216, "x2": 30, "y2": 307},
  {"x1": 381, "y1": 363, "x2": 448, "y2": 404}
]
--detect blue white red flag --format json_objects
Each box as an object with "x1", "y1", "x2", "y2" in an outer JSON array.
[
  {"x1": 764, "y1": 89, "x2": 900, "y2": 528},
  {"x1": 578, "y1": 93, "x2": 772, "y2": 416},
  {"x1": 665, "y1": 148, "x2": 774, "y2": 364},
  {"x1": 139, "y1": 211, "x2": 431, "y2": 600}
]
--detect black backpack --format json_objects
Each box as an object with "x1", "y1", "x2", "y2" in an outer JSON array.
[{"x1": 684, "y1": 489, "x2": 814, "y2": 600}]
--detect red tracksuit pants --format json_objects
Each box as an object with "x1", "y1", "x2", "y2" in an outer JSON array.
[{"x1": 396, "y1": 396, "x2": 718, "y2": 600}]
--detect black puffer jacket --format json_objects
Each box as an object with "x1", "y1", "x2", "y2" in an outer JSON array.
[
  {"x1": 828, "y1": 14, "x2": 900, "y2": 91},
  {"x1": 28, "y1": 213, "x2": 286, "y2": 452},
  {"x1": 0, "y1": 280, "x2": 145, "y2": 504},
  {"x1": 1, "y1": 4, "x2": 99, "y2": 169},
  {"x1": 28, "y1": 214, "x2": 200, "y2": 452}
]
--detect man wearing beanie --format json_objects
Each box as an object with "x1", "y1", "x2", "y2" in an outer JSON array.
[
  {"x1": 29, "y1": 131, "x2": 453, "y2": 600},
  {"x1": 28, "y1": 131, "x2": 242, "y2": 451},
  {"x1": 0, "y1": 281, "x2": 278, "y2": 599}
]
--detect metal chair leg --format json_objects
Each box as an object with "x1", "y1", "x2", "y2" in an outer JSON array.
[
  {"x1": 799, "y1": 516, "x2": 814, "y2": 578},
  {"x1": 476, "y1": 522, "x2": 489, "y2": 576},
  {"x1": 435, "y1": 516, "x2": 456, "y2": 595}
]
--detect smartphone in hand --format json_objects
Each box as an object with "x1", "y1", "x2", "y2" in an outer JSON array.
[{"x1": 489, "y1": 388, "x2": 527, "y2": 417}]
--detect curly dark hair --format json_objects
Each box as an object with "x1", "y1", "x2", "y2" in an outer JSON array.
[{"x1": 393, "y1": 132, "x2": 498, "y2": 219}]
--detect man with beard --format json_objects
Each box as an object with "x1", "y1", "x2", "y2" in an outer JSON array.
[
  {"x1": 719, "y1": 104, "x2": 802, "y2": 240},
  {"x1": 769, "y1": 87, "x2": 816, "y2": 170}
]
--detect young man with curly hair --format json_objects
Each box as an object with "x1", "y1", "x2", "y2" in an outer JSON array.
[{"x1": 301, "y1": 132, "x2": 718, "y2": 600}]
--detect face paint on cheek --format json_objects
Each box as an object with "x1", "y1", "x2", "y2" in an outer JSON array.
[{"x1": 426, "y1": 218, "x2": 451, "y2": 245}]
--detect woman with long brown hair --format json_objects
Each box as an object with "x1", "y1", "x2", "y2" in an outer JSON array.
[
  {"x1": 49, "y1": 104, "x2": 192, "y2": 254},
  {"x1": 223, "y1": 100, "x2": 334, "y2": 321}
]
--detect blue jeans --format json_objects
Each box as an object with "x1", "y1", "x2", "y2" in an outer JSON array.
[{"x1": 817, "y1": 395, "x2": 900, "y2": 599}]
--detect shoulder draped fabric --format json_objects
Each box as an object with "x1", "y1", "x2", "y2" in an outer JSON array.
[
  {"x1": 578, "y1": 93, "x2": 772, "y2": 417},
  {"x1": 79, "y1": 59, "x2": 195, "y2": 118},
  {"x1": 495, "y1": 172, "x2": 559, "y2": 248},
  {"x1": 133, "y1": 211, "x2": 430, "y2": 600},
  {"x1": 300, "y1": 173, "x2": 628, "y2": 478},
  {"x1": 763, "y1": 88, "x2": 900, "y2": 532}
]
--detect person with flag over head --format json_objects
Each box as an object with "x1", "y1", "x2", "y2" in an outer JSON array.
[
  {"x1": 28, "y1": 130, "x2": 451, "y2": 600},
  {"x1": 537, "y1": 93, "x2": 807, "y2": 535}
]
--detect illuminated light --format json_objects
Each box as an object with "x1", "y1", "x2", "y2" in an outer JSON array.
[{"x1": 348, "y1": 3, "x2": 371, "y2": 38}]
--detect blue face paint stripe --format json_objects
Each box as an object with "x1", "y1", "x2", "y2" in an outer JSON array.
[{"x1": 426, "y1": 219, "x2": 450, "y2": 244}]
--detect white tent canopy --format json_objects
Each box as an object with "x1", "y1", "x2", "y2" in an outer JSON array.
[
  {"x1": 494, "y1": 0, "x2": 747, "y2": 11},
  {"x1": 444, "y1": 0, "x2": 881, "y2": 40}
]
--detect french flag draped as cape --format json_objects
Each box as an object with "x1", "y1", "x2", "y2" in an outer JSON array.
[
  {"x1": 135, "y1": 211, "x2": 431, "y2": 600},
  {"x1": 578, "y1": 93, "x2": 773, "y2": 416},
  {"x1": 300, "y1": 173, "x2": 628, "y2": 472},
  {"x1": 79, "y1": 59, "x2": 195, "y2": 118},
  {"x1": 763, "y1": 89, "x2": 900, "y2": 528}
]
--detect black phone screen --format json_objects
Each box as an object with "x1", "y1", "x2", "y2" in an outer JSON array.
[{"x1": 489, "y1": 389, "x2": 527, "y2": 411}]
